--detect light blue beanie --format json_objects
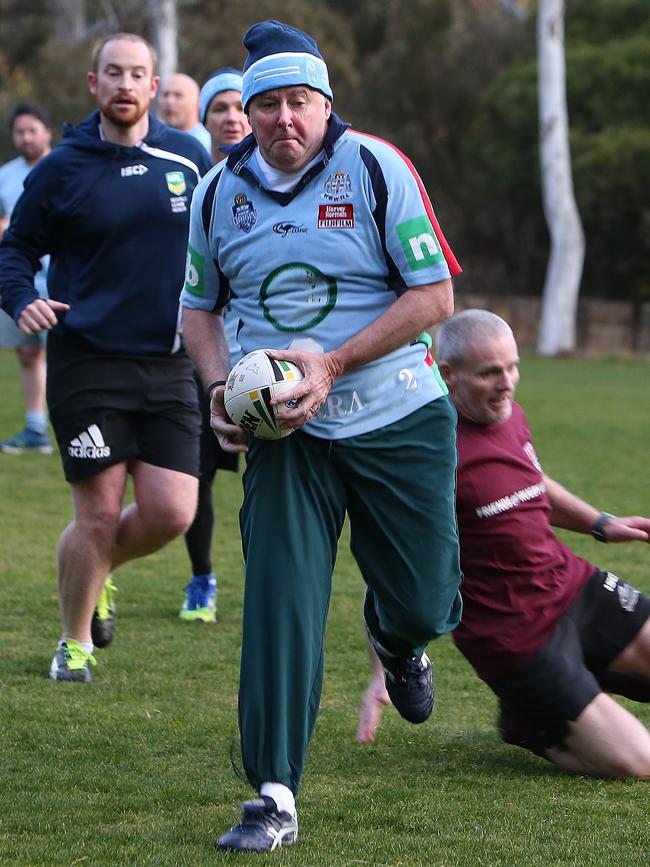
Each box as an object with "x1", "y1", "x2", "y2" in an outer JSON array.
[
  {"x1": 241, "y1": 20, "x2": 333, "y2": 111},
  {"x1": 199, "y1": 67, "x2": 243, "y2": 123}
]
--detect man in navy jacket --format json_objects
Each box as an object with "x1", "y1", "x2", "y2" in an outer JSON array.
[{"x1": 0, "y1": 33, "x2": 212, "y2": 682}]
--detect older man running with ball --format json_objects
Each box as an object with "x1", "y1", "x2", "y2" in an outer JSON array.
[{"x1": 181, "y1": 19, "x2": 463, "y2": 851}]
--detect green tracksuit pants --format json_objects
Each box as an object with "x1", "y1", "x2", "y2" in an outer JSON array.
[{"x1": 238, "y1": 397, "x2": 462, "y2": 794}]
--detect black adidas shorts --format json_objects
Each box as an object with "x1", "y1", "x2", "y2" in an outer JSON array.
[
  {"x1": 489, "y1": 570, "x2": 650, "y2": 749},
  {"x1": 47, "y1": 334, "x2": 200, "y2": 483}
]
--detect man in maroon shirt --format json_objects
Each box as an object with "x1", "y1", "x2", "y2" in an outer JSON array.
[{"x1": 357, "y1": 309, "x2": 650, "y2": 778}]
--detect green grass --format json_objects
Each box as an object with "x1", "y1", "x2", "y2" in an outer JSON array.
[{"x1": 1, "y1": 347, "x2": 649, "y2": 866}]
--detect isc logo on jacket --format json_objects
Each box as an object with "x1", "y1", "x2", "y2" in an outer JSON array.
[{"x1": 121, "y1": 164, "x2": 148, "y2": 177}]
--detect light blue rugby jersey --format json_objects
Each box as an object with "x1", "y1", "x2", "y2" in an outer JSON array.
[
  {"x1": 181, "y1": 114, "x2": 458, "y2": 439},
  {"x1": 0, "y1": 156, "x2": 49, "y2": 298}
]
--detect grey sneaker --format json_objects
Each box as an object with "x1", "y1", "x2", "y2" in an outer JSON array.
[
  {"x1": 49, "y1": 640, "x2": 96, "y2": 682},
  {"x1": 0, "y1": 427, "x2": 53, "y2": 454},
  {"x1": 216, "y1": 796, "x2": 298, "y2": 852}
]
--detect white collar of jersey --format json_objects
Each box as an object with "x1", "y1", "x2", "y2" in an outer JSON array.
[{"x1": 253, "y1": 146, "x2": 324, "y2": 193}]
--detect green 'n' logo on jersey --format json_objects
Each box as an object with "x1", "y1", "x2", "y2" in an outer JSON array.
[
  {"x1": 397, "y1": 216, "x2": 444, "y2": 271},
  {"x1": 184, "y1": 245, "x2": 205, "y2": 297}
]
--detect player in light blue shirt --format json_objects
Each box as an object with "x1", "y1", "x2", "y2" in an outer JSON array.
[
  {"x1": 181, "y1": 20, "x2": 463, "y2": 853},
  {"x1": 0, "y1": 102, "x2": 53, "y2": 454},
  {"x1": 178, "y1": 68, "x2": 251, "y2": 624},
  {"x1": 158, "y1": 73, "x2": 212, "y2": 155}
]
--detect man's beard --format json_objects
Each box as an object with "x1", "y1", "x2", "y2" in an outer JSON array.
[
  {"x1": 20, "y1": 145, "x2": 47, "y2": 162},
  {"x1": 102, "y1": 98, "x2": 148, "y2": 128}
]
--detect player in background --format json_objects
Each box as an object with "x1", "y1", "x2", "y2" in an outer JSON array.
[
  {"x1": 181, "y1": 20, "x2": 462, "y2": 852},
  {"x1": 0, "y1": 33, "x2": 212, "y2": 682},
  {"x1": 198, "y1": 67, "x2": 251, "y2": 165},
  {"x1": 158, "y1": 72, "x2": 211, "y2": 155},
  {"x1": 0, "y1": 103, "x2": 53, "y2": 455},
  {"x1": 177, "y1": 68, "x2": 251, "y2": 623},
  {"x1": 357, "y1": 309, "x2": 650, "y2": 780}
]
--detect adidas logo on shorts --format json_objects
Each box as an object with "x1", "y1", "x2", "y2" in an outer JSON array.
[{"x1": 68, "y1": 424, "x2": 111, "y2": 459}]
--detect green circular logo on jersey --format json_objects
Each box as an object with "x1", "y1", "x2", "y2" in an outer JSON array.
[{"x1": 259, "y1": 262, "x2": 337, "y2": 332}]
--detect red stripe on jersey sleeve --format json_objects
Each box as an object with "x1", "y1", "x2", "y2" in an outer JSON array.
[{"x1": 350, "y1": 129, "x2": 461, "y2": 278}]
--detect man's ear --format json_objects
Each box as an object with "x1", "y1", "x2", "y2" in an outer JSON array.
[{"x1": 438, "y1": 360, "x2": 452, "y2": 388}]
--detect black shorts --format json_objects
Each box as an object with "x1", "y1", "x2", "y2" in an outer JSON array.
[
  {"x1": 195, "y1": 373, "x2": 239, "y2": 479},
  {"x1": 488, "y1": 570, "x2": 650, "y2": 748},
  {"x1": 47, "y1": 334, "x2": 200, "y2": 482}
]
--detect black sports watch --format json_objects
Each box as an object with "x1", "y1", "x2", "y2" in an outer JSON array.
[{"x1": 592, "y1": 512, "x2": 615, "y2": 543}]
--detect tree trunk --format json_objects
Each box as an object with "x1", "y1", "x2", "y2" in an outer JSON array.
[
  {"x1": 148, "y1": 0, "x2": 178, "y2": 85},
  {"x1": 536, "y1": 0, "x2": 585, "y2": 355},
  {"x1": 52, "y1": 0, "x2": 86, "y2": 45}
]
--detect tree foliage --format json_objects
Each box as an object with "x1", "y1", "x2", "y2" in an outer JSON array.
[
  {"x1": 0, "y1": 0, "x2": 647, "y2": 302},
  {"x1": 462, "y1": 5, "x2": 650, "y2": 302}
]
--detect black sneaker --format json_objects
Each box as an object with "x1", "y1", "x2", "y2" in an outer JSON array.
[
  {"x1": 90, "y1": 577, "x2": 117, "y2": 648},
  {"x1": 371, "y1": 637, "x2": 434, "y2": 724},
  {"x1": 216, "y1": 796, "x2": 298, "y2": 852}
]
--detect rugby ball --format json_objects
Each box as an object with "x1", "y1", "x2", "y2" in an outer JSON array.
[{"x1": 224, "y1": 350, "x2": 304, "y2": 439}]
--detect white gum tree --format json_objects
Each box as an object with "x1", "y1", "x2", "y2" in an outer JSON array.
[
  {"x1": 148, "y1": 0, "x2": 178, "y2": 84},
  {"x1": 536, "y1": 0, "x2": 585, "y2": 355}
]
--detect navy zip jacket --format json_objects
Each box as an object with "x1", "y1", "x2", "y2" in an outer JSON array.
[{"x1": 0, "y1": 111, "x2": 212, "y2": 355}]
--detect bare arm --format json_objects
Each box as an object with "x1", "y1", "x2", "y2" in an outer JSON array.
[
  {"x1": 545, "y1": 475, "x2": 650, "y2": 543},
  {"x1": 272, "y1": 278, "x2": 453, "y2": 428},
  {"x1": 181, "y1": 306, "x2": 231, "y2": 388},
  {"x1": 328, "y1": 278, "x2": 453, "y2": 376}
]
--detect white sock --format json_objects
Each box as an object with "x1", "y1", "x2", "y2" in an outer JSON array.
[
  {"x1": 260, "y1": 782, "x2": 296, "y2": 817},
  {"x1": 59, "y1": 638, "x2": 94, "y2": 654}
]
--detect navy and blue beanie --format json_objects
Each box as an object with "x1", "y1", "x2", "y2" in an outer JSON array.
[
  {"x1": 241, "y1": 20, "x2": 333, "y2": 110},
  {"x1": 199, "y1": 67, "x2": 243, "y2": 123}
]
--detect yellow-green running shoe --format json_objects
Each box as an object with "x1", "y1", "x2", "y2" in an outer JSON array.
[
  {"x1": 49, "y1": 640, "x2": 96, "y2": 682},
  {"x1": 91, "y1": 577, "x2": 117, "y2": 648}
]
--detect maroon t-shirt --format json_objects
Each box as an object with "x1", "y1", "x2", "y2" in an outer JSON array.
[{"x1": 453, "y1": 401, "x2": 594, "y2": 680}]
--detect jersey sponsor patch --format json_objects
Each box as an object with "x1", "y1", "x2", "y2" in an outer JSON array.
[
  {"x1": 397, "y1": 215, "x2": 444, "y2": 270},
  {"x1": 170, "y1": 196, "x2": 187, "y2": 213},
  {"x1": 475, "y1": 482, "x2": 546, "y2": 519},
  {"x1": 232, "y1": 193, "x2": 257, "y2": 233},
  {"x1": 523, "y1": 441, "x2": 542, "y2": 472},
  {"x1": 316, "y1": 389, "x2": 367, "y2": 419},
  {"x1": 318, "y1": 204, "x2": 354, "y2": 229},
  {"x1": 184, "y1": 244, "x2": 205, "y2": 297},
  {"x1": 322, "y1": 171, "x2": 352, "y2": 201},
  {"x1": 273, "y1": 222, "x2": 308, "y2": 237},
  {"x1": 166, "y1": 171, "x2": 186, "y2": 195}
]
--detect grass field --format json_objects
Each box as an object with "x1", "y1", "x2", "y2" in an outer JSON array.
[{"x1": 1, "y1": 347, "x2": 649, "y2": 866}]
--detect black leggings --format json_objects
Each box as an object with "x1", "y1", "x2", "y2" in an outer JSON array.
[{"x1": 184, "y1": 469, "x2": 218, "y2": 576}]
